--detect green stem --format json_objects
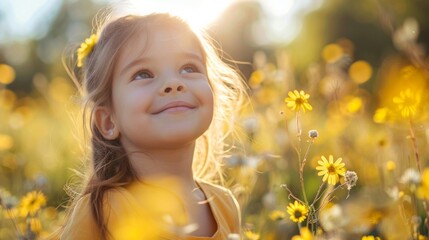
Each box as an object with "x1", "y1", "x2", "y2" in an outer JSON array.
[{"x1": 299, "y1": 141, "x2": 313, "y2": 206}]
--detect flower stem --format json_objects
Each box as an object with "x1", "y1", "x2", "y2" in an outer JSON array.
[
  {"x1": 299, "y1": 140, "x2": 313, "y2": 206},
  {"x1": 6, "y1": 208, "x2": 24, "y2": 237},
  {"x1": 311, "y1": 181, "x2": 326, "y2": 207},
  {"x1": 408, "y1": 119, "x2": 429, "y2": 232},
  {"x1": 296, "y1": 111, "x2": 302, "y2": 140},
  {"x1": 408, "y1": 119, "x2": 421, "y2": 173}
]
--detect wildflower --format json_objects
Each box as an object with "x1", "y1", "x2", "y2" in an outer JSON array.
[
  {"x1": 417, "y1": 168, "x2": 429, "y2": 199},
  {"x1": 362, "y1": 236, "x2": 381, "y2": 240},
  {"x1": 308, "y1": 129, "x2": 319, "y2": 139},
  {"x1": 77, "y1": 34, "x2": 98, "y2": 67},
  {"x1": 249, "y1": 70, "x2": 265, "y2": 88},
  {"x1": 316, "y1": 155, "x2": 346, "y2": 185},
  {"x1": 373, "y1": 107, "x2": 391, "y2": 123},
  {"x1": 291, "y1": 227, "x2": 313, "y2": 240},
  {"x1": 367, "y1": 210, "x2": 384, "y2": 225},
  {"x1": 19, "y1": 191, "x2": 46, "y2": 217},
  {"x1": 284, "y1": 90, "x2": 313, "y2": 112},
  {"x1": 418, "y1": 234, "x2": 428, "y2": 240},
  {"x1": 244, "y1": 230, "x2": 260, "y2": 240},
  {"x1": 29, "y1": 217, "x2": 42, "y2": 233},
  {"x1": 400, "y1": 168, "x2": 421, "y2": 185},
  {"x1": 268, "y1": 210, "x2": 286, "y2": 221},
  {"x1": 0, "y1": 189, "x2": 18, "y2": 210},
  {"x1": 386, "y1": 161, "x2": 396, "y2": 172},
  {"x1": 344, "y1": 171, "x2": 358, "y2": 190},
  {"x1": 286, "y1": 201, "x2": 308, "y2": 223},
  {"x1": 392, "y1": 88, "x2": 421, "y2": 118},
  {"x1": 319, "y1": 204, "x2": 344, "y2": 232}
]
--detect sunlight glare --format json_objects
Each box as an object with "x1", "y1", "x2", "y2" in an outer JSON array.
[{"x1": 113, "y1": 0, "x2": 235, "y2": 30}]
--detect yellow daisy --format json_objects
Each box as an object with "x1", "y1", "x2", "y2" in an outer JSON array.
[
  {"x1": 29, "y1": 217, "x2": 42, "y2": 233},
  {"x1": 77, "y1": 34, "x2": 98, "y2": 67},
  {"x1": 392, "y1": 88, "x2": 421, "y2": 118},
  {"x1": 268, "y1": 210, "x2": 286, "y2": 221},
  {"x1": 291, "y1": 227, "x2": 313, "y2": 240},
  {"x1": 284, "y1": 90, "x2": 313, "y2": 112},
  {"x1": 361, "y1": 236, "x2": 381, "y2": 240},
  {"x1": 286, "y1": 201, "x2": 308, "y2": 223},
  {"x1": 19, "y1": 191, "x2": 46, "y2": 217},
  {"x1": 244, "y1": 230, "x2": 260, "y2": 240},
  {"x1": 417, "y1": 168, "x2": 429, "y2": 200},
  {"x1": 316, "y1": 155, "x2": 346, "y2": 185}
]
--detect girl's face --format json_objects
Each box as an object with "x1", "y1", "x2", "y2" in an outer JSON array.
[{"x1": 101, "y1": 25, "x2": 214, "y2": 152}]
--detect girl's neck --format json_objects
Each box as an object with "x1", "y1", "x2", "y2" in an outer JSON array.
[{"x1": 127, "y1": 142, "x2": 196, "y2": 187}]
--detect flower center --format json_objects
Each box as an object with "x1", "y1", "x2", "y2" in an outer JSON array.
[
  {"x1": 295, "y1": 98, "x2": 304, "y2": 105},
  {"x1": 294, "y1": 210, "x2": 302, "y2": 219},
  {"x1": 328, "y1": 165, "x2": 336, "y2": 174}
]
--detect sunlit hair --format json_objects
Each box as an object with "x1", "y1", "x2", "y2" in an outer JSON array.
[{"x1": 62, "y1": 11, "x2": 248, "y2": 239}]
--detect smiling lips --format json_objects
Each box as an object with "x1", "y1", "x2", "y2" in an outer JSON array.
[{"x1": 154, "y1": 101, "x2": 196, "y2": 114}]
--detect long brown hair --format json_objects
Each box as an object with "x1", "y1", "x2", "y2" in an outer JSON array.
[{"x1": 63, "y1": 12, "x2": 248, "y2": 239}]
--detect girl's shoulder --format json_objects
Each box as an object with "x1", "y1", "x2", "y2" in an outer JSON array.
[
  {"x1": 196, "y1": 180, "x2": 242, "y2": 234},
  {"x1": 196, "y1": 180, "x2": 240, "y2": 213},
  {"x1": 61, "y1": 194, "x2": 99, "y2": 240},
  {"x1": 197, "y1": 180, "x2": 235, "y2": 198}
]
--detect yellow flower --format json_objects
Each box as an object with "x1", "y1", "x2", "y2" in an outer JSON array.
[
  {"x1": 373, "y1": 107, "x2": 391, "y2": 123},
  {"x1": 284, "y1": 90, "x2": 313, "y2": 112},
  {"x1": 29, "y1": 217, "x2": 42, "y2": 233},
  {"x1": 386, "y1": 160, "x2": 396, "y2": 172},
  {"x1": 417, "y1": 168, "x2": 429, "y2": 200},
  {"x1": 291, "y1": 227, "x2": 313, "y2": 240},
  {"x1": 316, "y1": 155, "x2": 346, "y2": 185},
  {"x1": 418, "y1": 234, "x2": 428, "y2": 240},
  {"x1": 77, "y1": 34, "x2": 98, "y2": 67},
  {"x1": 392, "y1": 88, "x2": 421, "y2": 118},
  {"x1": 249, "y1": 70, "x2": 265, "y2": 88},
  {"x1": 19, "y1": 191, "x2": 46, "y2": 217},
  {"x1": 244, "y1": 230, "x2": 260, "y2": 240},
  {"x1": 361, "y1": 236, "x2": 381, "y2": 240},
  {"x1": 286, "y1": 201, "x2": 308, "y2": 223},
  {"x1": 268, "y1": 210, "x2": 286, "y2": 221}
]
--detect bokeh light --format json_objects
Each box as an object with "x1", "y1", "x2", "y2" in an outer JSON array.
[
  {"x1": 349, "y1": 60, "x2": 373, "y2": 84},
  {"x1": 0, "y1": 64, "x2": 16, "y2": 85}
]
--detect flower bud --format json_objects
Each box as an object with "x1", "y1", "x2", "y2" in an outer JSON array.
[{"x1": 308, "y1": 130, "x2": 319, "y2": 138}]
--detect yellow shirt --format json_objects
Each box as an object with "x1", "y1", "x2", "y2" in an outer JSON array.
[{"x1": 61, "y1": 180, "x2": 241, "y2": 239}]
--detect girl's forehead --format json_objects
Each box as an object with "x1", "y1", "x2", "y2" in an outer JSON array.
[{"x1": 113, "y1": 25, "x2": 204, "y2": 76}]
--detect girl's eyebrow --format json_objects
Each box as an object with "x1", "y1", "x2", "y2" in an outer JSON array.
[
  {"x1": 120, "y1": 57, "x2": 151, "y2": 76},
  {"x1": 119, "y1": 52, "x2": 204, "y2": 76},
  {"x1": 180, "y1": 52, "x2": 204, "y2": 64}
]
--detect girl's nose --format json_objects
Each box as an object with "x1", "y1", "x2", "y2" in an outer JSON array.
[{"x1": 160, "y1": 79, "x2": 186, "y2": 95}]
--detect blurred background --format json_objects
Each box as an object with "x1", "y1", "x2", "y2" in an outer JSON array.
[{"x1": 1, "y1": 0, "x2": 429, "y2": 239}]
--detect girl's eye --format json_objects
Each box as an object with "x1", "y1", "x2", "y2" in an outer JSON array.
[
  {"x1": 180, "y1": 64, "x2": 199, "y2": 74},
  {"x1": 133, "y1": 70, "x2": 153, "y2": 80}
]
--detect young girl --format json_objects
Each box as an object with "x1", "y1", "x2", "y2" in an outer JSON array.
[{"x1": 60, "y1": 11, "x2": 248, "y2": 240}]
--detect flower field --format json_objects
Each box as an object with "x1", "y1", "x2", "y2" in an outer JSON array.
[{"x1": 1, "y1": 1, "x2": 429, "y2": 240}]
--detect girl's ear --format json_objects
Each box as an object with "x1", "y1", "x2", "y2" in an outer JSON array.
[{"x1": 94, "y1": 106, "x2": 120, "y2": 140}]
